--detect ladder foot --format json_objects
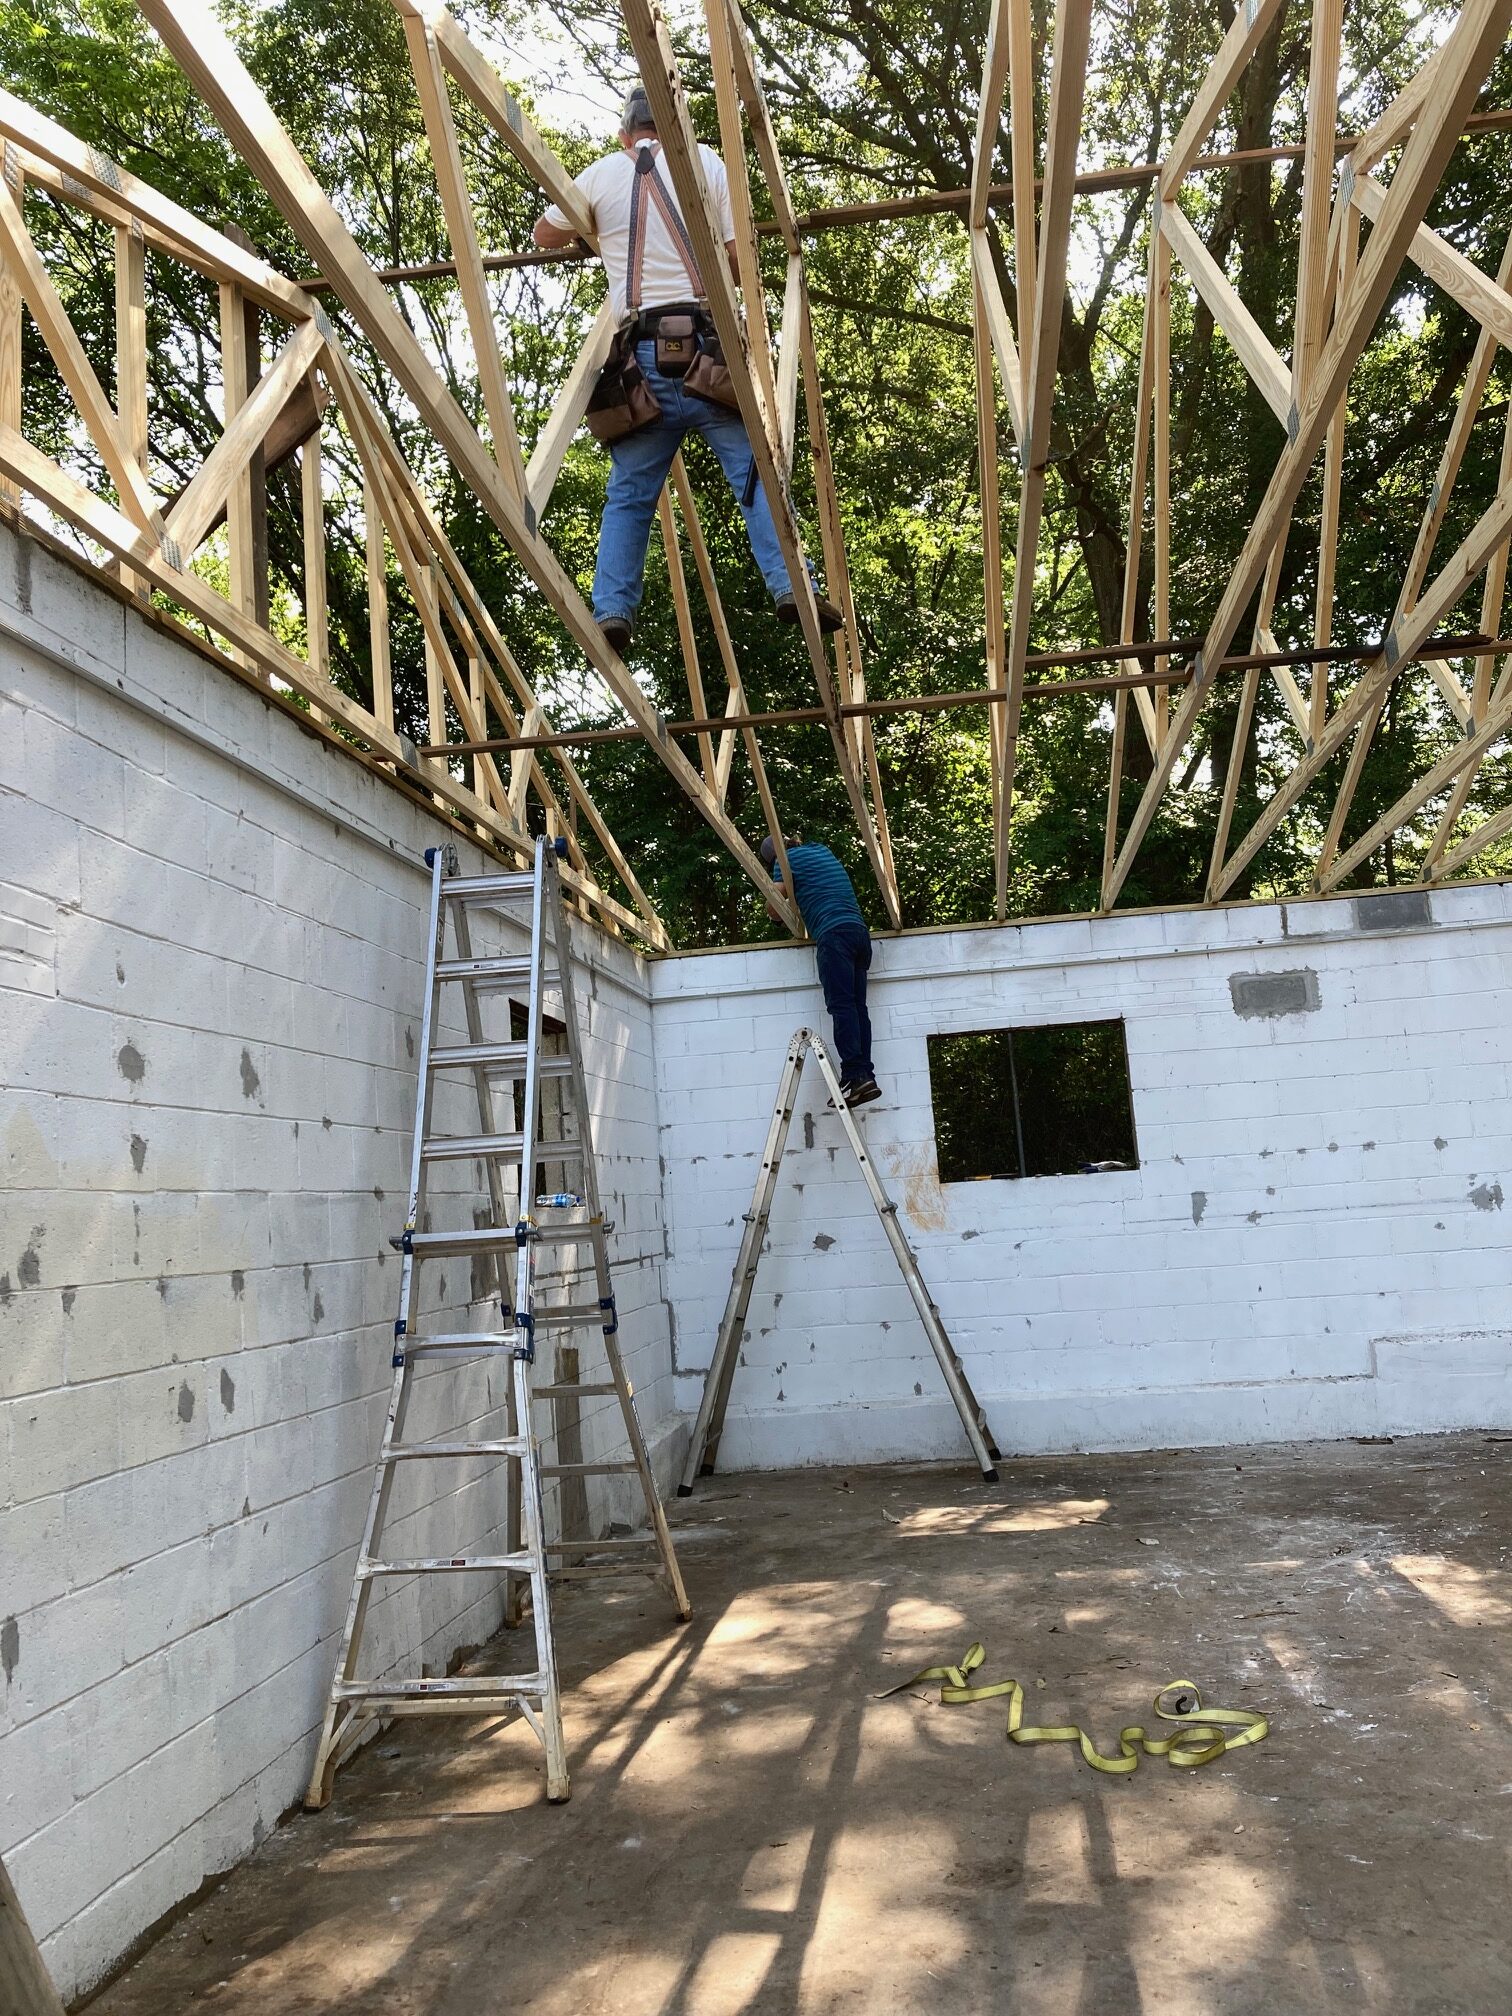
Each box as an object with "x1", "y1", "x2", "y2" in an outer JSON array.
[
  {"x1": 676, "y1": 1482, "x2": 694, "y2": 1498},
  {"x1": 981, "y1": 1465, "x2": 1001, "y2": 1484},
  {"x1": 547, "y1": 1782, "x2": 571, "y2": 1804},
  {"x1": 987, "y1": 1442, "x2": 1003, "y2": 1461}
]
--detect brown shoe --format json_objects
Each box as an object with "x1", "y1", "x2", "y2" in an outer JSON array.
[
  {"x1": 600, "y1": 615, "x2": 634, "y2": 655},
  {"x1": 775, "y1": 589, "x2": 845, "y2": 634}
]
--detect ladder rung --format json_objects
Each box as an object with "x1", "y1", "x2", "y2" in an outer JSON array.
[
  {"x1": 532, "y1": 1381, "x2": 619, "y2": 1398},
  {"x1": 440, "y1": 872, "x2": 535, "y2": 902},
  {"x1": 401, "y1": 1332, "x2": 516, "y2": 1355},
  {"x1": 434, "y1": 955, "x2": 557, "y2": 985},
  {"x1": 549, "y1": 1564, "x2": 666, "y2": 1582},
  {"x1": 545, "y1": 1535, "x2": 658, "y2": 1553},
  {"x1": 406, "y1": 1227, "x2": 520, "y2": 1258},
  {"x1": 538, "y1": 1461, "x2": 640, "y2": 1478},
  {"x1": 427, "y1": 1041, "x2": 574, "y2": 1076},
  {"x1": 333, "y1": 1672, "x2": 545, "y2": 1700},
  {"x1": 357, "y1": 1552, "x2": 533, "y2": 1576},
  {"x1": 379, "y1": 1438, "x2": 527, "y2": 1461},
  {"x1": 421, "y1": 1132, "x2": 584, "y2": 1163}
]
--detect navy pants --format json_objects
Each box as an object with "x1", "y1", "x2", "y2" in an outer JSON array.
[{"x1": 814, "y1": 922, "x2": 873, "y2": 1084}]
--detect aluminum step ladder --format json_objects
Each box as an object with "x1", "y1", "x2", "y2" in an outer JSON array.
[
  {"x1": 679, "y1": 1027, "x2": 1002, "y2": 1493},
  {"x1": 305, "y1": 838, "x2": 690, "y2": 1810}
]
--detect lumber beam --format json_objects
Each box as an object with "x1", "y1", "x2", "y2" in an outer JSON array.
[
  {"x1": 995, "y1": 0, "x2": 1094, "y2": 918},
  {"x1": 1217, "y1": 467, "x2": 1512, "y2": 899},
  {"x1": 402, "y1": 14, "x2": 528, "y2": 495},
  {"x1": 396, "y1": 0, "x2": 593, "y2": 238},
  {"x1": 0, "y1": 164, "x2": 166, "y2": 541},
  {"x1": 620, "y1": 0, "x2": 896, "y2": 923},
  {"x1": 1107, "y1": 0, "x2": 1512, "y2": 908},
  {"x1": 1160, "y1": 199, "x2": 1291, "y2": 426},
  {"x1": 167, "y1": 314, "x2": 326, "y2": 557},
  {"x1": 525, "y1": 303, "x2": 615, "y2": 520},
  {"x1": 0, "y1": 1856, "x2": 65, "y2": 2016},
  {"x1": 1160, "y1": 0, "x2": 1288, "y2": 199},
  {"x1": 136, "y1": 0, "x2": 797, "y2": 932}
]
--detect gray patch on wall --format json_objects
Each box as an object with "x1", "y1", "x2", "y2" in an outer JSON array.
[
  {"x1": 1229, "y1": 968, "x2": 1320, "y2": 1019},
  {"x1": 220, "y1": 1368, "x2": 236, "y2": 1412},
  {"x1": 1469, "y1": 1182, "x2": 1504, "y2": 1212},
  {"x1": 1352, "y1": 889, "x2": 1432, "y2": 932},
  {"x1": 1, "y1": 1615, "x2": 17, "y2": 1684},
  {"x1": 130, "y1": 1133, "x2": 148, "y2": 1173},
  {"x1": 239, "y1": 1048, "x2": 261, "y2": 1099},
  {"x1": 813, "y1": 1233, "x2": 835, "y2": 1251},
  {"x1": 117, "y1": 1042, "x2": 146, "y2": 1083},
  {"x1": 1190, "y1": 1190, "x2": 1207, "y2": 1225},
  {"x1": 177, "y1": 1381, "x2": 195, "y2": 1422}
]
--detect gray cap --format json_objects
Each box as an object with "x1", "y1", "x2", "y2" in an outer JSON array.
[
  {"x1": 759, "y1": 837, "x2": 778, "y2": 866},
  {"x1": 619, "y1": 84, "x2": 656, "y2": 134}
]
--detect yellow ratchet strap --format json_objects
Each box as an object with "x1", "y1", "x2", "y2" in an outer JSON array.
[{"x1": 881, "y1": 1642, "x2": 1268, "y2": 1776}]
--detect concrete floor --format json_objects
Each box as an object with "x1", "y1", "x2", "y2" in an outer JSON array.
[{"x1": 90, "y1": 1437, "x2": 1512, "y2": 2015}]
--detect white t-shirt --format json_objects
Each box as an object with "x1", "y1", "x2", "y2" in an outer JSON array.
[{"x1": 544, "y1": 140, "x2": 735, "y2": 323}]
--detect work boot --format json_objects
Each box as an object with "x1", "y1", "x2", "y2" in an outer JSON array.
[
  {"x1": 845, "y1": 1077, "x2": 882, "y2": 1108},
  {"x1": 774, "y1": 588, "x2": 845, "y2": 634},
  {"x1": 600, "y1": 615, "x2": 634, "y2": 655}
]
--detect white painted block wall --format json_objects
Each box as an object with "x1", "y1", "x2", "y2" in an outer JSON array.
[
  {"x1": 652, "y1": 889, "x2": 1512, "y2": 1467},
  {"x1": 0, "y1": 526, "x2": 678, "y2": 1999}
]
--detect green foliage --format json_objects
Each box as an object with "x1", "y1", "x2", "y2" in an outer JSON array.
[{"x1": 7, "y1": 0, "x2": 1512, "y2": 941}]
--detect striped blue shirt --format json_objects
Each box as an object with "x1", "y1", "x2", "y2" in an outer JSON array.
[{"x1": 771, "y1": 843, "x2": 867, "y2": 940}]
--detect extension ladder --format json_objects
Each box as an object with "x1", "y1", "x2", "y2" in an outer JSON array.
[
  {"x1": 305, "y1": 838, "x2": 689, "y2": 1810},
  {"x1": 679, "y1": 1027, "x2": 1002, "y2": 1492}
]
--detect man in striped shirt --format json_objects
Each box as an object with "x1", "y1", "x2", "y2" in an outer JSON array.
[{"x1": 762, "y1": 835, "x2": 880, "y2": 1108}]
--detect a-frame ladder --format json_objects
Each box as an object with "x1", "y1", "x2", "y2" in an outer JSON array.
[
  {"x1": 306, "y1": 838, "x2": 689, "y2": 1810},
  {"x1": 678, "y1": 1028, "x2": 1002, "y2": 1492}
]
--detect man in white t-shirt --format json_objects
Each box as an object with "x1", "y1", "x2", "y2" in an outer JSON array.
[{"x1": 533, "y1": 85, "x2": 843, "y2": 655}]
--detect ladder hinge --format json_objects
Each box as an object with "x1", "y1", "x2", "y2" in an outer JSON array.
[
  {"x1": 599, "y1": 1294, "x2": 618, "y2": 1336},
  {"x1": 515, "y1": 1218, "x2": 535, "y2": 1245},
  {"x1": 513, "y1": 1309, "x2": 535, "y2": 1363},
  {"x1": 392, "y1": 1317, "x2": 407, "y2": 1368}
]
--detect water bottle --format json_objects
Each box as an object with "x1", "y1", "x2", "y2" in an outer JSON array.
[{"x1": 535, "y1": 1192, "x2": 584, "y2": 1209}]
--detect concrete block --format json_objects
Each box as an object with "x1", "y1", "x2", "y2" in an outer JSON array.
[
  {"x1": 1228, "y1": 967, "x2": 1321, "y2": 1019},
  {"x1": 7, "y1": 1379, "x2": 123, "y2": 1505},
  {"x1": 1, "y1": 1575, "x2": 125, "y2": 1727}
]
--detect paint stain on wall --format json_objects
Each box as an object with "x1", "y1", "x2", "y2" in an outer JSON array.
[
  {"x1": 239, "y1": 1048, "x2": 261, "y2": 1099},
  {"x1": 1, "y1": 1616, "x2": 18, "y2": 1684},
  {"x1": 117, "y1": 1042, "x2": 145, "y2": 1084},
  {"x1": 220, "y1": 1369, "x2": 236, "y2": 1413},
  {"x1": 1191, "y1": 1190, "x2": 1208, "y2": 1225},
  {"x1": 884, "y1": 1142, "x2": 949, "y2": 1233},
  {"x1": 1469, "y1": 1182, "x2": 1504, "y2": 1212},
  {"x1": 813, "y1": 1233, "x2": 835, "y2": 1252},
  {"x1": 130, "y1": 1134, "x2": 148, "y2": 1174},
  {"x1": 177, "y1": 1382, "x2": 195, "y2": 1422}
]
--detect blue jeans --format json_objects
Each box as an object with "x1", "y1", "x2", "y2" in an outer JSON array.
[
  {"x1": 814, "y1": 922, "x2": 873, "y2": 1084},
  {"x1": 593, "y1": 339, "x2": 790, "y2": 623}
]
